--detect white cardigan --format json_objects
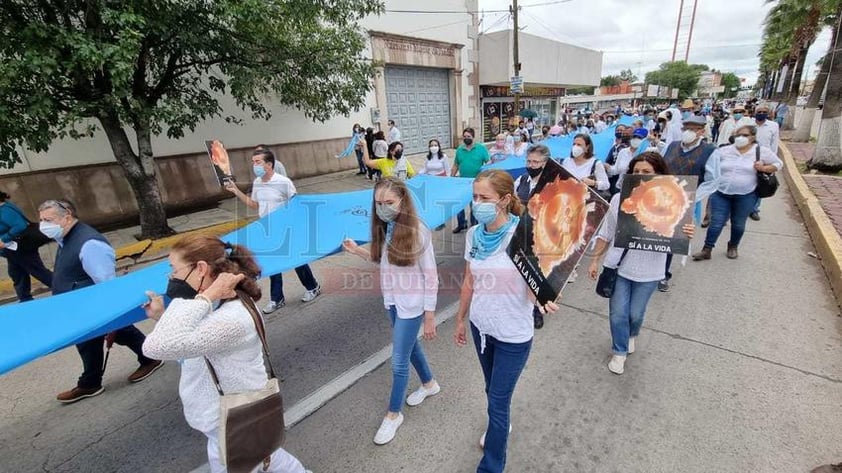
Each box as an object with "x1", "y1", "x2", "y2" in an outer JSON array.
[{"x1": 143, "y1": 298, "x2": 268, "y2": 433}]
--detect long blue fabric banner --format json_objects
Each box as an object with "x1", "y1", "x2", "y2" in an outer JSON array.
[{"x1": 0, "y1": 175, "x2": 473, "y2": 375}]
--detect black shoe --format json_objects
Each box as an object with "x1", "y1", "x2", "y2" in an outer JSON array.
[
  {"x1": 658, "y1": 279, "x2": 670, "y2": 292},
  {"x1": 749, "y1": 212, "x2": 760, "y2": 221},
  {"x1": 452, "y1": 226, "x2": 466, "y2": 234},
  {"x1": 534, "y1": 313, "x2": 544, "y2": 329}
]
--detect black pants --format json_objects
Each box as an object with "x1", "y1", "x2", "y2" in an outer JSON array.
[
  {"x1": 3, "y1": 248, "x2": 53, "y2": 302},
  {"x1": 664, "y1": 253, "x2": 673, "y2": 281},
  {"x1": 75, "y1": 326, "x2": 152, "y2": 389}
]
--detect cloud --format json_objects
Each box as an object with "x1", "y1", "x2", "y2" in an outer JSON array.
[{"x1": 478, "y1": 0, "x2": 833, "y2": 86}]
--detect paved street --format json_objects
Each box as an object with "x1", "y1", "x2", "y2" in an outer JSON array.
[{"x1": 1, "y1": 169, "x2": 841, "y2": 473}]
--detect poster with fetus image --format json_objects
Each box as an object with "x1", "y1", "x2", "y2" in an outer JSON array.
[
  {"x1": 507, "y1": 159, "x2": 609, "y2": 304},
  {"x1": 614, "y1": 175, "x2": 698, "y2": 255},
  {"x1": 205, "y1": 139, "x2": 234, "y2": 187}
]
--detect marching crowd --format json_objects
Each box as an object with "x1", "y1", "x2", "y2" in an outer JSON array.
[{"x1": 0, "y1": 97, "x2": 784, "y2": 473}]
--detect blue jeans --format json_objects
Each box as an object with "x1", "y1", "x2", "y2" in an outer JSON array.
[
  {"x1": 355, "y1": 148, "x2": 365, "y2": 173},
  {"x1": 457, "y1": 209, "x2": 478, "y2": 229},
  {"x1": 387, "y1": 306, "x2": 433, "y2": 413},
  {"x1": 471, "y1": 323, "x2": 532, "y2": 473},
  {"x1": 269, "y1": 264, "x2": 318, "y2": 303},
  {"x1": 704, "y1": 191, "x2": 756, "y2": 249},
  {"x1": 609, "y1": 276, "x2": 659, "y2": 355},
  {"x1": 753, "y1": 194, "x2": 761, "y2": 214}
]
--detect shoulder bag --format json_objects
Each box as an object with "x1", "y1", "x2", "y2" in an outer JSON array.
[
  {"x1": 205, "y1": 291, "x2": 285, "y2": 473},
  {"x1": 755, "y1": 145, "x2": 779, "y2": 198},
  {"x1": 595, "y1": 249, "x2": 629, "y2": 299}
]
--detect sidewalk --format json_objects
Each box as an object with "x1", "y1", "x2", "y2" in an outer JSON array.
[
  {"x1": 0, "y1": 151, "x2": 434, "y2": 303},
  {"x1": 779, "y1": 131, "x2": 842, "y2": 307}
]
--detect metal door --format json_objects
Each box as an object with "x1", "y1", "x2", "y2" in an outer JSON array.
[{"x1": 384, "y1": 66, "x2": 452, "y2": 154}]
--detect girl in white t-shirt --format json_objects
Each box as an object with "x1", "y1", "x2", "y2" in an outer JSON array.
[
  {"x1": 418, "y1": 139, "x2": 451, "y2": 176},
  {"x1": 454, "y1": 170, "x2": 559, "y2": 473},
  {"x1": 588, "y1": 152, "x2": 695, "y2": 376},
  {"x1": 342, "y1": 178, "x2": 440, "y2": 446}
]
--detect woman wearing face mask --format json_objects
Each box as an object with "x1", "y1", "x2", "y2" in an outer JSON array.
[
  {"x1": 693, "y1": 125, "x2": 783, "y2": 261},
  {"x1": 606, "y1": 128, "x2": 648, "y2": 194},
  {"x1": 142, "y1": 235, "x2": 313, "y2": 473},
  {"x1": 418, "y1": 139, "x2": 451, "y2": 176},
  {"x1": 454, "y1": 170, "x2": 559, "y2": 473},
  {"x1": 336, "y1": 124, "x2": 367, "y2": 176},
  {"x1": 342, "y1": 178, "x2": 439, "y2": 445},
  {"x1": 588, "y1": 153, "x2": 695, "y2": 375},
  {"x1": 562, "y1": 134, "x2": 610, "y2": 193},
  {"x1": 512, "y1": 132, "x2": 530, "y2": 158},
  {"x1": 363, "y1": 140, "x2": 416, "y2": 181}
]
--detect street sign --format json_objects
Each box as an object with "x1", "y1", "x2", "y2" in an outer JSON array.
[{"x1": 511, "y1": 75, "x2": 523, "y2": 94}]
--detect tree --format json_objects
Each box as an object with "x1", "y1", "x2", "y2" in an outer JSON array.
[
  {"x1": 600, "y1": 75, "x2": 622, "y2": 87},
  {"x1": 619, "y1": 68, "x2": 638, "y2": 83},
  {"x1": 808, "y1": 7, "x2": 842, "y2": 172},
  {"x1": 793, "y1": 2, "x2": 841, "y2": 142},
  {"x1": 645, "y1": 61, "x2": 706, "y2": 99},
  {"x1": 0, "y1": 0, "x2": 383, "y2": 238},
  {"x1": 720, "y1": 72, "x2": 741, "y2": 98}
]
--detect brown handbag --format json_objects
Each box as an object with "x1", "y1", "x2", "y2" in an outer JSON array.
[{"x1": 204, "y1": 291, "x2": 285, "y2": 473}]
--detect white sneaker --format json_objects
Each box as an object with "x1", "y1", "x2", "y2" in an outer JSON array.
[
  {"x1": 263, "y1": 300, "x2": 284, "y2": 314},
  {"x1": 373, "y1": 413, "x2": 404, "y2": 445},
  {"x1": 301, "y1": 285, "x2": 321, "y2": 302},
  {"x1": 608, "y1": 355, "x2": 626, "y2": 375},
  {"x1": 479, "y1": 423, "x2": 512, "y2": 448},
  {"x1": 628, "y1": 337, "x2": 636, "y2": 355},
  {"x1": 406, "y1": 381, "x2": 441, "y2": 407}
]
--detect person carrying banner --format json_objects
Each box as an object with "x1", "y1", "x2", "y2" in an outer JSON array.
[
  {"x1": 0, "y1": 190, "x2": 53, "y2": 302},
  {"x1": 454, "y1": 169, "x2": 559, "y2": 473},
  {"x1": 342, "y1": 178, "x2": 440, "y2": 445},
  {"x1": 513, "y1": 145, "x2": 552, "y2": 329},
  {"x1": 38, "y1": 199, "x2": 162, "y2": 403},
  {"x1": 588, "y1": 153, "x2": 696, "y2": 375},
  {"x1": 226, "y1": 148, "x2": 321, "y2": 313},
  {"x1": 141, "y1": 235, "x2": 312, "y2": 473}
]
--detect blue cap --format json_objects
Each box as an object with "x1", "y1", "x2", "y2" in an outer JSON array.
[{"x1": 632, "y1": 127, "x2": 649, "y2": 138}]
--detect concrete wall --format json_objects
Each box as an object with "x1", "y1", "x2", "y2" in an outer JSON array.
[
  {"x1": 2, "y1": 0, "x2": 478, "y2": 227},
  {"x1": 479, "y1": 30, "x2": 602, "y2": 87}
]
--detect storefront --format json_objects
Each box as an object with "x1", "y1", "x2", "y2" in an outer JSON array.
[{"x1": 480, "y1": 85, "x2": 565, "y2": 141}]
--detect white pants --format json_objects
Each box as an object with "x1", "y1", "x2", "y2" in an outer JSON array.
[{"x1": 205, "y1": 429, "x2": 306, "y2": 473}]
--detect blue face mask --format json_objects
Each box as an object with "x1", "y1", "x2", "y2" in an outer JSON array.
[
  {"x1": 733, "y1": 113, "x2": 743, "y2": 121},
  {"x1": 471, "y1": 201, "x2": 500, "y2": 225},
  {"x1": 253, "y1": 165, "x2": 266, "y2": 177},
  {"x1": 755, "y1": 113, "x2": 768, "y2": 121},
  {"x1": 682, "y1": 111, "x2": 691, "y2": 120}
]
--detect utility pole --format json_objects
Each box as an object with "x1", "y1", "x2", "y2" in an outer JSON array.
[{"x1": 511, "y1": 0, "x2": 521, "y2": 113}]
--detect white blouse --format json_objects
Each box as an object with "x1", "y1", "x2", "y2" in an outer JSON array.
[
  {"x1": 561, "y1": 157, "x2": 610, "y2": 191},
  {"x1": 419, "y1": 154, "x2": 452, "y2": 176}
]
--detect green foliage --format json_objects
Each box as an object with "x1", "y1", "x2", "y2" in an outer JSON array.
[
  {"x1": 0, "y1": 0, "x2": 385, "y2": 168},
  {"x1": 644, "y1": 61, "x2": 706, "y2": 99},
  {"x1": 567, "y1": 86, "x2": 595, "y2": 95},
  {"x1": 600, "y1": 75, "x2": 621, "y2": 87},
  {"x1": 619, "y1": 68, "x2": 638, "y2": 82},
  {"x1": 720, "y1": 72, "x2": 741, "y2": 98}
]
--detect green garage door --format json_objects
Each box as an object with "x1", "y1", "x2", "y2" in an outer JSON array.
[{"x1": 384, "y1": 66, "x2": 452, "y2": 154}]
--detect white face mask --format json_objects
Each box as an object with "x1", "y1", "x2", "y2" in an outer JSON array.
[
  {"x1": 734, "y1": 136, "x2": 750, "y2": 148},
  {"x1": 681, "y1": 130, "x2": 699, "y2": 145},
  {"x1": 429, "y1": 146, "x2": 440, "y2": 154},
  {"x1": 630, "y1": 138, "x2": 643, "y2": 149},
  {"x1": 571, "y1": 145, "x2": 585, "y2": 158},
  {"x1": 39, "y1": 221, "x2": 63, "y2": 240}
]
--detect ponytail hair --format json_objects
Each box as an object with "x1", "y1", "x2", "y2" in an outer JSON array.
[
  {"x1": 474, "y1": 170, "x2": 524, "y2": 217},
  {"x1": 171, "y1": 235, "x2": 262, "y2": 301}
]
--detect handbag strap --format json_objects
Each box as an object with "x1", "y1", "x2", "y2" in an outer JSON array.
[
  {"x1": 203, "y1": 290, "x2": 277, "y2": 396},
  {"x1": 755, "y1": 143, "x2": 760, "y2": 163},
  {"x1": 617, "y1": 248, "x2": 630, "y2": 267}
]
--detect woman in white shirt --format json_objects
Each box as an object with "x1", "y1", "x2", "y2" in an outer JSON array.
[
  {"x1": 588, "y1": 153, "x2": 695, "y2": 375},
  {"x1": 561, "y1": 134, "x2": 610, "y2": 192},
  {"x1": 453, "y1": 170, "x2": 558, "y2": 473},
  {"x1": 342, "y1": 178, "x2": 439, "y2": 445},
  {"x1": 418, "y1": 139, "x2": 451, "y2": 176},
  {"x1": 512, "y1": 132, "x2": 530, "y2": 158},
  {"x1": 693, "y1": 125, "x2": 783, "y2": 261},
  {"x1": 488, "y1": 134, "x2": 511, "y2": 163},
  {"x1": 142, "y1": 235, "x2": 311, "y2": 473}
]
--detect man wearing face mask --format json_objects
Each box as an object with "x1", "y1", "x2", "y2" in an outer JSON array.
[
  {"x1": 226, "y1": 149, "x2": 321, "y2": 312},
  {"x1": 38, "y1": 199, "x2": 163, "y2": 403},
  {"x1": 658, "y1": 115, "x2": 716, "y2": 291},
  {"x1": 748, "y1": 104, "x2": 779, "y2": 221},
  {"x1": 605, "y1": 126, "x2": 632, "y2": 195},
  {"x1": 717, "y1": 105, "x2": 753, "y2": 147},
  {"x1": 451, "y1": 127, "x2": 490, "y2": 233}
]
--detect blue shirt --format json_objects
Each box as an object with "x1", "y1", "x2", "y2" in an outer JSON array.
[
  {"x1": 0, "y1": 202, "x2": 29, "y2": 243},
  {"x1": 56, "y1": 235, "x2": 116, "y2": 283}
]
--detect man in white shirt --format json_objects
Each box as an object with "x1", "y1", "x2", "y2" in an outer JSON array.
[
  {"x1": 226, "y1": 148, "x2": 321, "y2": 312},
  {"x1": 749, "y1": 104, "x2": 780, "y2": 221},
  {"x1": 387, "y1": 120, "x2": 401, "y2": 144},
  {"x1": 717, "y1": 105, "x2": 754, "y2": 147},
  {"x1": 594, "y1": 115, "x2": 607, "y2": 133}
]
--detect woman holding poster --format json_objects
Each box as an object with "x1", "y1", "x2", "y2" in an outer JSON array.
[
  {"x1": 453, "y1": 169, "x2": 559, "y2": 473},
  {"x1": 588, "y1": 152, "x2": 695, "y2": 375}
]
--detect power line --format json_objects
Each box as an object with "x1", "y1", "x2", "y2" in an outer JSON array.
[{"x1": 385, "y1": 1, "x2": 576, "y2": 15}]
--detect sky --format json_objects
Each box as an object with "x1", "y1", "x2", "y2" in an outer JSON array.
[{"x1": 477, "y1": 0, "x2": 833, "y2": 86}]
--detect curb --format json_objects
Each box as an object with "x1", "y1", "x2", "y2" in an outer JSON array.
[
  {"x1": 0, "y1": 218, "x2": 253, "y2": 303},
  {"x1": 780, "y1": 141, "x2": 842, "y2": 309}
]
